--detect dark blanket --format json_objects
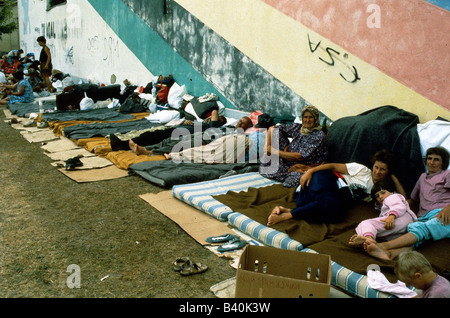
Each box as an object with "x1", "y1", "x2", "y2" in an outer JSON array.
[
  {"x1": 327, "y1": 105, "x2": 425, "y2": 195},
  {"x1": 62, "y1": 118, "x2": 160, "y2": 140},
  {"x1": 212, "y1": 184, "x2": 450, "y2": 283},
  {"x1": 42, "y1": 107, "x2": 136, "y2": 122},
  {"x1": 8, "y1": 99, "x2": 57, "y2": 117},
  {"x1": 129, "y1": 160, "x2": 259, "y2": 188}
]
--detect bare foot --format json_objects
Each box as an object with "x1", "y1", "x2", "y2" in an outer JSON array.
[
  {"x1": 164, "y1": 153, "x2": 171, "y2": 160},
  {"x1": 348, "y1": 234, "x2": 376, "y2": 248},
  {"x1": 271, "y1": 206, "x2": 291, "y2": 215},
  {"x1": 364, "y1": 241, "x2": 391, "y2": 261},
  {"x1": 267, "y1": 209, "x2": 293, "y2": 226},
  {"x1": 128, "y1": 139, "x2": 138, "y2": 152},
  {"x1": 129, "y1": 139, "x2": 152, "y2": 155},
  {"x1": 348, "y1": 234, "x2": 367, "y2": 248}
]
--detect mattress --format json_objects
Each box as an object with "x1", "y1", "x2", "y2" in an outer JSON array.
[
  {"x1": 172, "y1": 172, "x2": 278, "y2": 221},
  {"x1": 172, "y1": 172, "x2": 397, "y2": 298}
]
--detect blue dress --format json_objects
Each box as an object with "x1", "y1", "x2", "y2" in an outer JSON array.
[
  {"x1": 8, "y1": 79, "x2": 34, "y2": 104},
  {"x1": 259, "y1": 123, "x2": 328, "y2": 188}
]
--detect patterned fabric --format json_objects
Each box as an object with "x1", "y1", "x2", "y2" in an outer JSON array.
[
  {"x1": 8, "y1": 79, "x2": 34, "y2": 104},
  {"x1": 259, "y1": 123, "x2": 328, "y2": 188}
]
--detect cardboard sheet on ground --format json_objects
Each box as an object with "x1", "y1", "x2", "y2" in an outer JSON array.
[
  {"x1": 20, "y1": 129, "x2": 60, "y2": 143},
  {"x1": 139, "y1": 191, "x2": 235, "y2": 246},
  {"x1": 51, "y1": 155, "x2": 113, "y2": 170},
  {"x1": 44, "y1": 148, "x2": 96, "y2": 161},
  {"x1": 58, "y1": 164, "x2": 129, "y2": 182},
  {"x1": 41, "y1": 137, "x2": 81, "y2": 153},
  {"x1": 3, "y1": 108, "x2": 13, "y2": 118}
]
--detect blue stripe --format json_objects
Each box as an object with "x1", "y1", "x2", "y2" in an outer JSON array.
[
  {"x1": 425, "y1": 0, "x2": 450, "y2": 11},
  {"x1": 87, "y1": 0, "x2": 235, "y2": 109}
]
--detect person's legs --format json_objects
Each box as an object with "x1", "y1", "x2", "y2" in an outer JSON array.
[
  {"x1": 364, "y1": 232, "x2": 418, "y2": 260},
  {"x1": 41, "y1": 69, "x2": 55, "y2": 93},
  {"x1": 0, "y1": 96, "x2": 9, "y2": 105},
  {"x1": 291, "y1": 170, "x2": 343, "y2": 223}
]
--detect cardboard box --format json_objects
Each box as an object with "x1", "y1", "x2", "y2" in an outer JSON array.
[{"x1": 235, "y1": 245, "x2": 331, "y2": 298}]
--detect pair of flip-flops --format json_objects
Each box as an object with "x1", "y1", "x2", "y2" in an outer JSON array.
[
  {"x1": 173, "y1": 257, "x2": 208, "y2": 276},
  {"x1": 206, "y1": 234, "x2": 247, "y2": 252}
]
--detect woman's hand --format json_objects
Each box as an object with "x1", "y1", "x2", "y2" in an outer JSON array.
[
  {"x1": 300, "y1": 170, "x2": 313, "y2": 188},
  {"x1": 288, "y1": 163, "x2": 310, "y2": 173},
  {"x1": 436, "y1": 205, "x2": 450, "y2": 226}
]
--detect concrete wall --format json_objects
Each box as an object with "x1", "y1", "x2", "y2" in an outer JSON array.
[
  {"x1": 17, "y1": 0, "x2": 153, "y2": 87},
  {"x1": 17, "y1": 0, "x2": 450, "y2": 122}
]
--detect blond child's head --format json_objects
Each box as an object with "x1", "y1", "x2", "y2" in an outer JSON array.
[{"x1": 394, "y1": 251, "x2": 433, "y2": 289}]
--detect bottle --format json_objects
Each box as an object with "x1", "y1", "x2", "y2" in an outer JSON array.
[{"x1": 38, "y1": 101, "x2": 44, "y2": 113}]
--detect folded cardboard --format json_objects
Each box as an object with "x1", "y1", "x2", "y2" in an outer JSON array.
[{"x1": 235, "y1": 245, "x2": 331, "y2": 298}]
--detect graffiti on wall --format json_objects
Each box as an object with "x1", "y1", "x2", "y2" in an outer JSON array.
[
  {"x1": 65, "y1": 46, "x2": 73, "y2": 64},
  {"x1": 307, "y1": 33, "x2": 361, "y2": 83},
  {"x1": 87, "y1": 36, "x2": 119, "y2": 64}
]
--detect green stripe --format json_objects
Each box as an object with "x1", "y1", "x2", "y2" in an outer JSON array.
[{"x1": 87, "y1": 0, "x2": 235, "y2": 109}]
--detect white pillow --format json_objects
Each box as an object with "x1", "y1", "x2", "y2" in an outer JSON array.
[
  {"x1": 417, "y1": 120, "x2": 450, "y2": 169},
  {"x1": 145, "y1": 110, "x2": 180, "y2": 124},
  {"x1": 167, "y1": 82, "x2": 186, "y2": 109}
]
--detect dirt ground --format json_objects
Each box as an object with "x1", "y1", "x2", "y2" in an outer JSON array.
[{"x1": 0, "y1": 109, "x2": 237, "y2": 298}]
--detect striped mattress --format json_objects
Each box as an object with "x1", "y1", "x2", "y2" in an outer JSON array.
[{"x1": 172, "y1": 172, "x2": 395, "y2": 298}]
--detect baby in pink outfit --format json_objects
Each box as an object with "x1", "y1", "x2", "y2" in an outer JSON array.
[{"x1": 349, "y1": 179, "x2": 417, "y2": 247}]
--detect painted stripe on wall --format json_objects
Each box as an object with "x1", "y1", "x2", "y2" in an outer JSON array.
[
  {"x1": 119, "y1": 0, "x2": 313, "y2": 118},
  {"x1": 262, "y1": 0, "x2": 450, "y2": 111},
  {"x1": 425, "y1": 0, "x2": 450, "y2": 11},
  {"x1": 87, "y1": 0, "x2": 236, "y2": 110},
  {"x1": 175, "y1": 0, "x2": 448, "y2": 122}
]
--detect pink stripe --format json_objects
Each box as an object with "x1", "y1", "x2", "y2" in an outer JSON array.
[{"x1": 262, "y1": 0, "x2": 450, "y2": 110}]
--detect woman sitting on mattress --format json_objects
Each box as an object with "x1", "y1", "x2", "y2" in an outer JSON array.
[
  {"x1": 268, "y1": 149, "x2": 406, "y2": 226},
  {"x1": 259, "y1": 105, "x2": 328, "y2": 189},
  {"x1": 0, "y1": 71, "x2": 34, "y2": 105}
]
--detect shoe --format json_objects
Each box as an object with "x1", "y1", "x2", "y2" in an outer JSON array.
[
  {"x1": 217, "y1": 238, "x2": 247, "y2": 252},
  {"x1": 179, "y1": 261, "x2": 208, "y2": 276},
  {"x1": 8, "y1": 118, "x2": 18, "y2": 125},
  {"x1": 205, "y1": 233, "x2": 240, "y2": 244},
  {"x1": 173, "y1": 257, "x2": 190, "y2": 272},
  {"x1": 23, "y1": 119, "x2": 36, "y2": 127},
  {"x1": 65, "y1": 156, "x2": 83, "y2": 170},
  {"x1": 37, "y1": 121, "x2": 48, "y2": 128}
]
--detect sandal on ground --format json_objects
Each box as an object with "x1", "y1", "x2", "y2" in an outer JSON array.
[
  {"x1": 173, "y1": 256, "x2": 190, "y2": 272},
  {"x1": 217, "y1": 238, "x2": 247, "y2": 252},
  {"x1": 65, "y1": 156, "x2": 83, "y2": 170},
  {"x1": 179, "y1": 262, "x2": 208, "y2": 276},
  {"x1": 205, "y1": 233, "x2": 240, "y2": 244},
  {"x1": 8, "y1": 118, "x2": 18, "y2": 125}
]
